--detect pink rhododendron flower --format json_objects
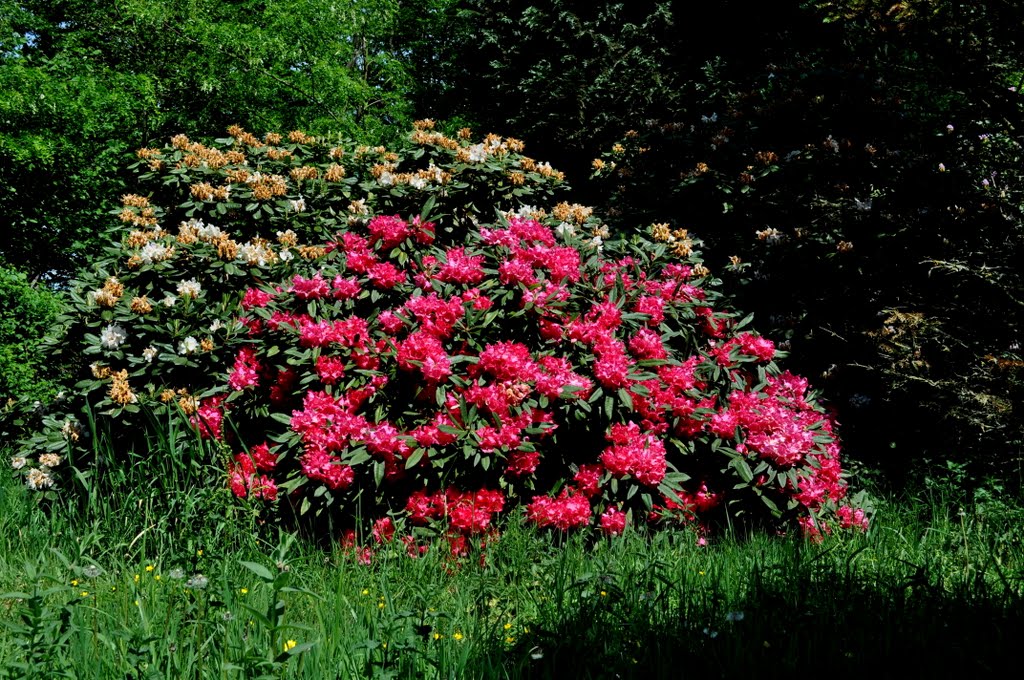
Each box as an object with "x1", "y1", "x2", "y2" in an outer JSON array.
[
  {"x1": 396, "y1": 331, "x2": 452, "y2": 383},
  {"x1": 241, "y1": 287, "x2": 274, "y2": 309},
  {"x1": 366, "y1": 214, "x2": 413, "y2": 250},
  {"x1": 505, "y1": 450, "x2": 540, "y2": 477},
  {"x1": 526, "y1": 490, "x2": 592, "y2": 530},
  {"x1": 331, "y1": 275, "x2": 361, "y2": 300},
  {"x1": 600, "y1": 505, "x2": 627, "y2": 536},
  {"x1": 316, "y1": 355, "x2": 346, "y2": 385},
  {"x1": 435, "y1": 247, "x2": 485, "y2": 284},
  {"x1": 291, "y1": 273, "x2": 330, "y2": 300},
  {"x1": 600, "y1": 422, "x2": 667, "y2": 486},
  {"x1": 737, "y1": 332, "x2": 775, "y2": 362},
  {"x1": 368, "y1": 262, "x2": 406, "y2": 289},
  {"x1": 574, "y1": 464, "x2": 604, "y2": 497},
  {"x1": 228, "y1": 345, "x2": 262, "y2": 391},
  {"x1": 192, "y1": 396, "x2": 227, "y2": 440}
]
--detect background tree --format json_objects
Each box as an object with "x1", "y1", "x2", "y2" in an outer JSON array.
[
  {"x1": 1, "y1": 0, "x2": 422, "y2": 284},
  {"x1": 422, "y1": 0, "x2": 1024, "y2": 486}
]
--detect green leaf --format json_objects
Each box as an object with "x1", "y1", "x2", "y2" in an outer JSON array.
[
  {"x1": 239, "y1": 561, "x2": 275, "y2": 583},
  {"x1": 617, "y1": 388, "x2": 633, "y2": 410},
  {"x1": 405, "y1": 448, "x2": 425, "y2": 469},
  {"x1": 730, "y1": 457, "x2": 754, "y2": 483}
]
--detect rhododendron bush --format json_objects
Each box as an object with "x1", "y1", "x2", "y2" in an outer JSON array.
[{"x1": 18, "y1": 121, "x2": 867, "y2": 543}]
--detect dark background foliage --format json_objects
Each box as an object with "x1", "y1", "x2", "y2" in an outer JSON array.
[{"x1": 416, "y1": 0, "x2": 1024, "y2": 488}]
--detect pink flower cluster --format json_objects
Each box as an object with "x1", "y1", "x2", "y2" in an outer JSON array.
[
  {"x1": 600, "y1": 422, "x2": 667, "y2": 487},
  {"x1": 406, "y1": 488, "x2": 505, "y2": 535}
]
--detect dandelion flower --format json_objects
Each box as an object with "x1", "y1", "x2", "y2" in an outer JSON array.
[
  {"x1": 185, "y1": 574, "x2": 209, "y2": 589},
  {"x1": 283, "y1": 639, "x2": 298, "y2": 652}
]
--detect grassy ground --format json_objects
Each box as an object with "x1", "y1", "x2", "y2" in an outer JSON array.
[{"x1": 1, "y1": 441, "x2": 1023, "y2": 678}]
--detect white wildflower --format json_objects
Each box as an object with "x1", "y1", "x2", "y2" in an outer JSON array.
[
  {"x1": 289, "y1": 198, "x2": 306, "y2": 212},
  {"x1": 209, "y1": 319, "x2": 223, "y2": 333},
  {"x1": 100, "y1": 324, "x2": 128, "y2": 350},
  {"x1": 279, "y1": 249, "x2": 294, "y2": 262},
  {"x1": 555, "y1": 222, "x2": 576, "y2": 238},
  {"x1": 409, "y1": 176, "x2": 427, "y2": 190},
  {"x1": 142, "y1": 346, "x2": 158, "y2": 362},
  {"x1": 11, "y1": 456, "x2": 27, "y2": 470},
  {"x1": 378, "y1": 171, "x2": 395, "y2": 187},
  {"x1": 161, "y1": 295, "x2": 177, "y2": 307}
]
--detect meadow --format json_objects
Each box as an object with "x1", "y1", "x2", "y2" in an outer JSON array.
[{"x1": 2, "y1": 427, "x2": 1022, "y2": 678}]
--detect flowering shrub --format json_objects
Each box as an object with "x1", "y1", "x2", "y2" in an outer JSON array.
[{"x1": 17, "y1": 121, "x2": 867, "y2": 544}]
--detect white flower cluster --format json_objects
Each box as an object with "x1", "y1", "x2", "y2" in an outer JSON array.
[
  {"x1": 176, "y1": 279, "x2": 202, "y2": 298},
  {"x1": 193, "y1": 219, "x2": 224, "y2": 241},
  {"x1": 466, "y1": 143, "x2": 488, "y2": 163},
  {"x1": 138, "y1": 241, "x2": 174, "y2": 264},
  {"x1": 239, "y1": 241, "x2": 276, "y2": 267},
  {"x1": 100, "y1": 323, "x2": 128, "y2": 350},
  {"x1": 178, "y1": 336, "x2": 200, "y2": 355}
]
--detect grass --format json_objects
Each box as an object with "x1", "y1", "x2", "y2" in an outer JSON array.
[{"x1": 1, "y1": 424, "x2": 1023, "y2": 678}]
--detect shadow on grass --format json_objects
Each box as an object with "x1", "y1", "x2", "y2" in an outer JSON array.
[{"x1": 467, "y1": 555, "x2": 1024, "y2": 679}]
